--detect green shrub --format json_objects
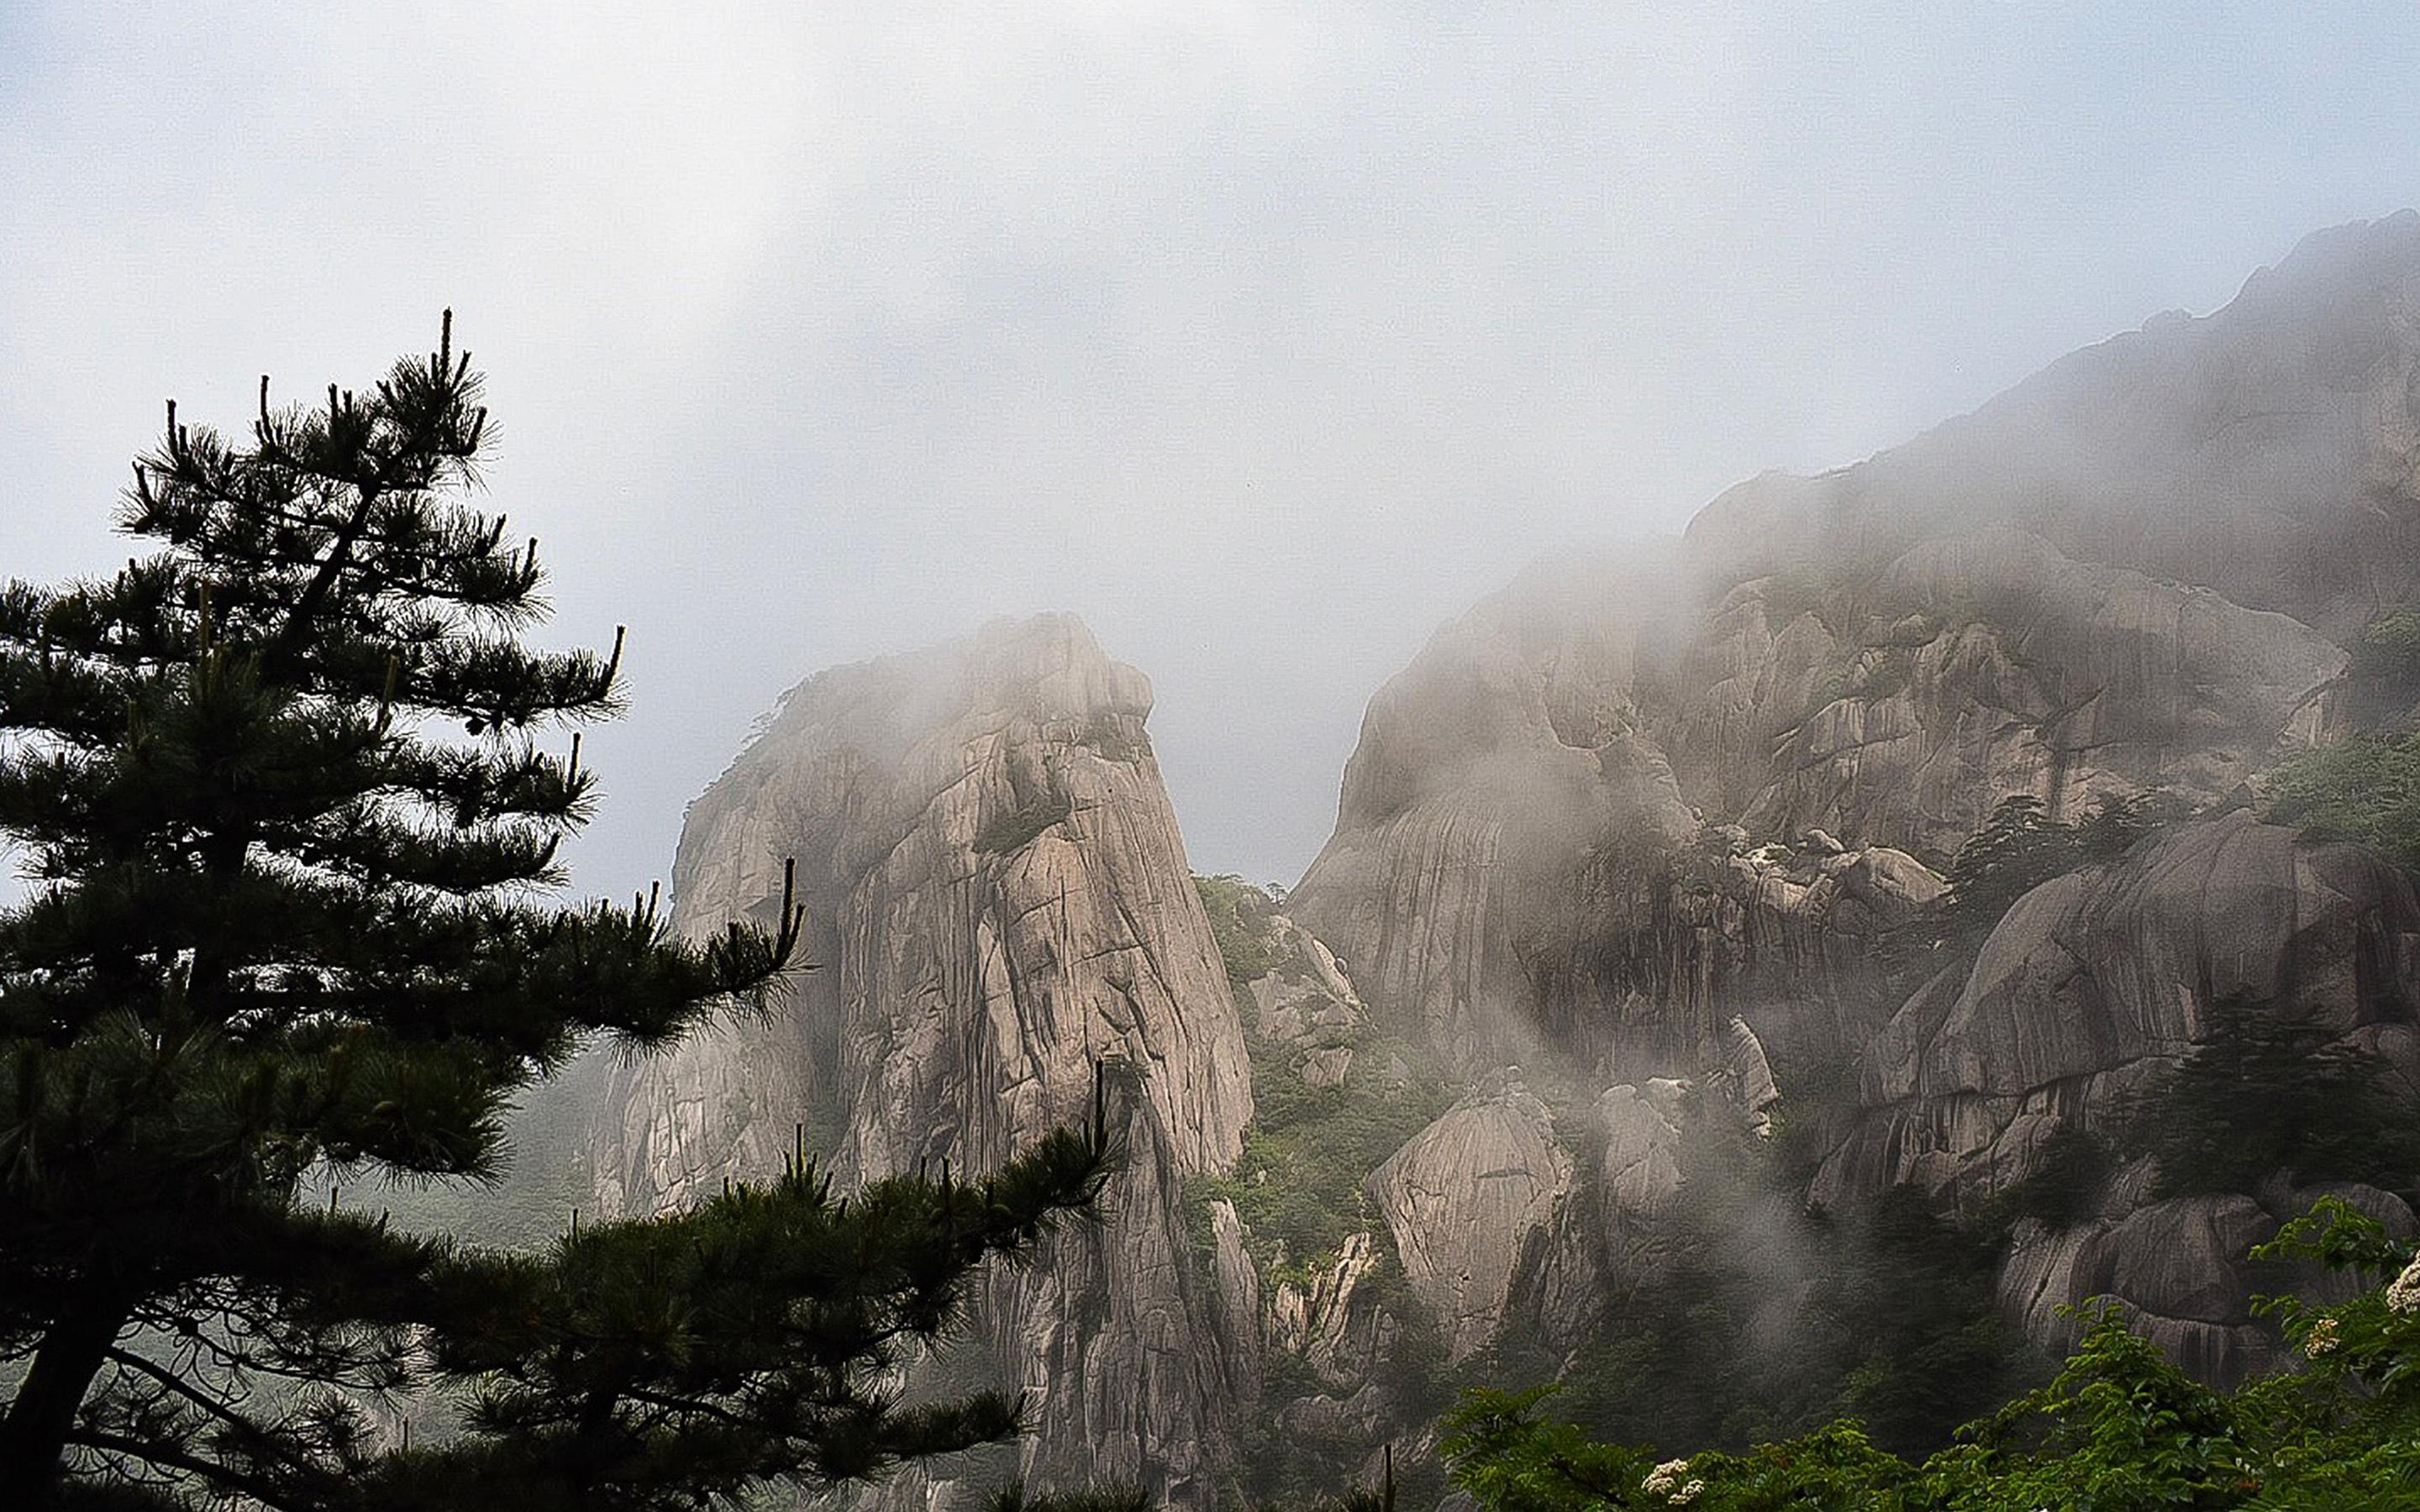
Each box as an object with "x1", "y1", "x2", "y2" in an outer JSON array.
[
  {"x1": 1523, "y1": 1089, "x2": 2020, "y2": 1464},
  {"x1": 1983, "y1": 1122, "x2": 2115, "y2": 1231},
  {"x1": 1894, "y1": 791, "x2": 2179, "y2": 966},
  {"x1": 1219, "y1": 1053, "x2": 1449, "y2": 1275},
  {"x1": 2123, "y1": 993, "x2": 2420, "y2": 1200},
  {"x1": 2259, "y1": 732, "x2": 2420, "y2": 871},
  {"x1": 2357, "y1": 608, "x2": 2420, "y2": 682},
  {"x1": 1194, "y1": 873, "x2": 1290, "y2": 992}
]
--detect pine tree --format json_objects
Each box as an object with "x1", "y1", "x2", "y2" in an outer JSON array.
[
  {"x1": 366, "y1": 1106, "x2": 1113, "y2": 1511},
  {"x1": 0, "y1": 318, "x2": 1066, "y2": 1508},
  {"x1": 2128, "y1": 993, "x2": 2420, "y2": 1200}
]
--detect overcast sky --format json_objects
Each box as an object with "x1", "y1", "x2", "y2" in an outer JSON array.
[{"x1": 5, "y1": 3, "x2": 2420, "y2": 896}]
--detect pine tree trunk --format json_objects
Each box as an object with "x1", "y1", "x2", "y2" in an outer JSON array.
[{"x1": 0, "y1": 1292, "x2": 128, "y2": 1504}]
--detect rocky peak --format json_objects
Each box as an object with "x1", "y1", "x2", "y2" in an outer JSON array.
[
  {"x1": 1682, "y1": 212, "x2": 2420, "y2": 638},
  {"x1": 587, "y1": 612, "x2": 1250, "y2": 1505},
  {"x1": 1293, "y1": 217, "x2": 2420, "y2": 1399}
]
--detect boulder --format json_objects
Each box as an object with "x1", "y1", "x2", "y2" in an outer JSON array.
[{"x1": 1367, "y1": 1083, "x2": 1573, "y2": 1362}]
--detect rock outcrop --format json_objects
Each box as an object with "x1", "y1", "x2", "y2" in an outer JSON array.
[
  {"x1": 1367, "y1": 1081, "x2": 1571, "y2": 1362},
  {"x1": 1293, "y1": 214, "x2": 2420, "y2": 1393},
  {"x1": 1999, "y1": 1178, "x2": 2419, "y2": 1387},
  {"x1": 1244, "y1": 911, "x2": 1372, "y2": 1088},
  {"x1": 587, "y1": 614, "x2": 1251, "y2": 1505},
  {"x1": 1817, "y1": 811, "x2": 2420, "y2": 1210},
  {"x1": 1285, "y1": 562, "x2": 1702, "y2": 1076}
]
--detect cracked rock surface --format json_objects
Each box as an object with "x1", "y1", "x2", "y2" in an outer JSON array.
[{"x1": 587, "y1": 613, "x2": 1250, "y2": 1505}]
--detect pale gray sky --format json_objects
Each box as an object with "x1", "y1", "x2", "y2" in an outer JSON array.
[{"x1": 5, "y1": 3, "x2": 2419, "y2": 895}]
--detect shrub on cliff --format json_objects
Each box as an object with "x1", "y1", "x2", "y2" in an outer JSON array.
[
  {"x1": 1893, "y1": 791, "x2": 2180, "y2": 969},
  {"x1": 2259, "y1": 731, "x2": 2420, "y2": 872},
  {"x1": 1195, "y1": 873, "x2": 1289, "y2": 992},
  {"x1": 2123, "y1": 993, "x2": 2420, "y2": 1200}
]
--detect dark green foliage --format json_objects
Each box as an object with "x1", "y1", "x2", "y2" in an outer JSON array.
[
  {"x1": 1818, "y1": 1189, "x2": 2017, "y2": 1455},
  {"x1": 1766, "y1": 1041, "x2": 1860, "y2": 1190},
  {"x1": 986, "y1": 1481, "x2": 1152, "y2": 1512},
  {"x1": 1981, "y1": 1122, "x2": 2113, "y2": 1230},
  {"x1": 2123, "y1": 994, "x2": 2420, "y2": 1200},
  {"x1": 354, "y1": 1047, "x2": 616, "y2": 1252},
  {"x1": 1218, "y1": 1066, "x2": 1448, "y2": 1275},
  {"x1": 972, "y1": 797, "x2": 1072, "y2": 855},
  {"x1": 1524, "y1": 1095, "x2": 2020, "y2": 1463},
  {"x1": 1444, "y1": 1199, "x2": 2420, "y2": 1509},
  {"x1": 1195, "y1": 873, "x2": 1288, "y2": 993},
  {"x1": 1895, "y1": 792, "x2": 2177, "y2": 969},
  {"x1": 2358, "y1": 609, "x2": 2420, "y2": 676},
  {"x1": 1277, "y1": 1447, "x2": 1402, "y2": 1512},
  {"x1": 2259, "y1": 732, "x2": 2420, "y2": 871},
  {"x1": 2338, "y1": 608, "x2": 2420, "y2": 727},
  {"x1": 357, "y1": 1106, "x2": 1114, "y2": 1511}
]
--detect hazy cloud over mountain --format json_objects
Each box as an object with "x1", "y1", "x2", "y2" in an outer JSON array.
[{"x1": 6, "y1": 3, "x2": 2419, "y2": 894}]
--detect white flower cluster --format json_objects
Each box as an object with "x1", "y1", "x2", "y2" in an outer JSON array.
[
  {"x1": 1641, "y1": 1459, "x2": 1690, "y2": 1496},
  {"x1": 2305, "y1": 1315, "x2": 2341, "y2": 1357},
  {"x1": 2388, "y1": 1252, "x2": 2420, "y2": 1316},
  {"x1": 1669, "y1": 1480, "x2": 1706, "y2": 1506}
]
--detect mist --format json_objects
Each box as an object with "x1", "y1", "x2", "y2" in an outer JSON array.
[{"x1": 7, "y1": 3, "x2": 2420, "y2": 900}]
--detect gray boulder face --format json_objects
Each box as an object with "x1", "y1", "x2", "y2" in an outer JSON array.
[
  {"x1": 587, "y1": 613, "x2": 1251, "y2": 1505},
  {"x1": 1366, "y1": 1080, "x2": 1573, "y2": 1362},
  {"x1": 1817, "y1": 811, "x2": 2420, "y2": 1212},
  {"x1": 1999, "y1": 1179, "x2": 2419, "y2": 1388}
]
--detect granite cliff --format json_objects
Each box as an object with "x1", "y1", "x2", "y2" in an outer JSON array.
[
  {"x1": 587, "y1": 614, "x2": 1251, "y2": 1505},
  {"x1": 1289, "y1": 213, "x2": 2420, "y2": 1404}
]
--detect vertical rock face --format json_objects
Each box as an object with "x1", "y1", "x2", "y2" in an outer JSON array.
[
  {"x1": 1284, "y1": 557, "x2": 1705, "y2": 1078},
  {"x1": 587, "y1": 614, "x2": 1250, "y2": 1504}
]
